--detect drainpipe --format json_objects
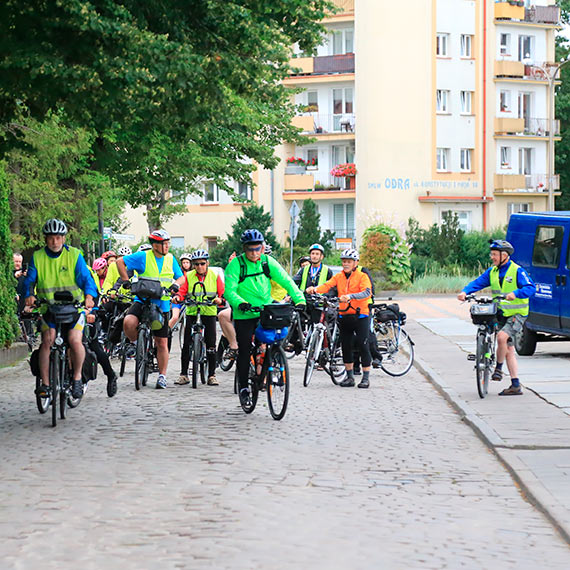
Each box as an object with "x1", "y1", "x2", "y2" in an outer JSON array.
[
  {"x1": 482, "y1": 0, "x2": 488, "y2": 230},
  {"x1": 270, "y1": 169, "x2": 275, "y2": 233}
]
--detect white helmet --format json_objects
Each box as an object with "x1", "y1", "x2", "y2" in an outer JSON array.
[
  {"x1": 180, "y1": 253, "x2": 192, "y2": 261},
  {"x1": 117, "y1": 246, "x2": 132, "y2": 256},
  {"x1": 191, "y1": 249, "x2": 209, "y2": 261},
  {"x1": 43, "y1": 218, "x2": 68, "y2": 235},
  {"x1": 137, "y1": 244, "x2": 152, "y2": 252},
  {"x1": 340, "y1": 248, "x2": 359, "y2": 261},
  {"x1": 264, "y1": 243, "x2": 272, "y2": 255}
]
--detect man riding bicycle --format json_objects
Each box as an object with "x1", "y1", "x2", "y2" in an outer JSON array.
[
  {"x1": 457, "y1": 240, "x2": 535, "y2": 396},
  {"x1": 293, "y1": 243, "x2": 333, "y2": 291},
  {"x1": 24, "y1": 219, "x2": 97, "y2": 400},
  {"x1": 174, "y1": 249, "x2": 224, "y2": 386},
  {"x1": 224, "y1": 229, "x2": 305, "y2": 406},
  {"x1": 116, "y1": 230, "x2": 184, "y2": 389}
]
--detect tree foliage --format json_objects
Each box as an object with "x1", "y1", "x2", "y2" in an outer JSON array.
[{"x1": 293, "y1": 198, "x2": 335, "y2": 253}]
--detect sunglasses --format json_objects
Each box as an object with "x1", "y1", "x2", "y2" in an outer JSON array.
[
  {"x1": 246, "y1": 245, "x2": 263, "y2": 252},
  {"x1": 194, "y1": 261, "x2": 207, "y2": 266}
]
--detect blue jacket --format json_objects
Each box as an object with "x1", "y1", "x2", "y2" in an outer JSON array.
[{"x1": 462, "y1": 260, "x2": 535, "y2": 299}]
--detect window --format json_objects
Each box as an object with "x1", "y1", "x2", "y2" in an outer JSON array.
[
  {"x1": 518, "y1": 148, "x2": 533, "y2": 175},
  {"x1": 460, "y1": 91, "x2": 472, "y2": 114},
  {"x1": 442, "y1": 210, "x2": 471, "y2": 232},
  {"x1": 170, "y1": 189, "x2": 185, "y2": 205},
  {"x1": 332, "y1": 88, "x2": 353, "y2": 130},
  {"x1": 532, "y1": 225, "x2": 564, "y2": 268},
  {"x1": 306, "y1": 149, "x2": 318, "y2": 168},
  {"x1": 205, "y1": 237, "x2": 218, "y2": 251},
  {"x1": 345, "y1": 30, "x2": 354, "y2": 53},
  {"x1": 204, "y1": 182, "x2": 219, "y2": 203},
  {"x1": 507, "y1": 202, "x2": 531, "y2": 220},
  {"x1": 171, "y1": 236, "x2": 184, "y2": 250},
  {"x1": 436, "y1": 89, "x2": 449, "y2": 113},
  {"x1": 518, "y1": 35, "x2": 534, "y2": 62},
  {"x1": 333, "y1": 203, "x2": 355, "y2": 238},
  {"x1": 436, "y1": 148, "x2": 449, "y2": 172},
  {"x1": 306, "y1": 91, "x2": 318, "y2": 113},
  {"x1": 460, "y1": 35, "x2": 473, "y2": 58},
  {"x1": 436, "y1": 33, "x2": 449, "y2": 56},
  {"x1": 500, "y1": 146, "x2": 512, "y2": 168},
  {"x1": 500, "y1": 90, "x2": 511, "y2": 112},
  {"x1": 238, "y1": 181, "x2": 252, "y2": 201},
  {"x1": 331, "y1": 28, "x2": 354, "y2": 55},
  {"x1": 460, "y1": 149, "x2": 472, "y2": 172},
  {"x1": 500, "y1": 33, "x2": 511, "y2": 56}
]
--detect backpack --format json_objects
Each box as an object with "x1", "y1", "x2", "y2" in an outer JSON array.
[{"x1": 237, "y1": 254, "x2": 271, "y2": 284}]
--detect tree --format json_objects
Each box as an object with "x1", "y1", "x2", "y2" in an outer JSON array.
[
  {"x1": 294, "y1": 199, "x2": 335, "y2": 253},
  {"x1": 209, "y1": 203, "x2": 279, "y2": 268},
  {"x1": 0, "y1": 1, "x2": 336, "y2": 222}
]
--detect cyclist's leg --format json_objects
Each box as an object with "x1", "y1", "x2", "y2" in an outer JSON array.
[
  {"x1": 203, "y1": 315, "x2": 218, "y2": 379},
  {"x1": 339, "y1": 317, "x2": 357, "y2": 369},
  {"x1": 180, "y1": 314, "x2": 196, "y2": 376},
  {"x1": 153, "y1": 313, "x2": 170, "y2": 376},
  {"x1": 67, "y1": 315, "x2": 86, "y2": 381},
  {"x1": 218, "y1": 307, "x2": 238, "y2": 350},
  {"x1": 168, "y1": 305, "x2": 181, "y2": 329},
  {"x1": 88, "y1": 325, "x2": 115, "y2": 379},
  {"x1": 123, "y1": 304, "x2": 141, "y2": 342},
  {"x1": 39, "y1": 324, "x2": 56, "y2": 387},
  {"x1": 235, "y1": 318, "x2": 258, "y2": 391}
]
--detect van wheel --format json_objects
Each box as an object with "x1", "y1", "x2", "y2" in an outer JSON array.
[{"x1": 515, "y1": 324, "x2": 537, "y2": 356}]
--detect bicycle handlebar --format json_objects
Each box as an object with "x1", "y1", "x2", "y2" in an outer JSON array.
[{"x1": 465, "y1": 293, "x2": 506, "y2": 303}]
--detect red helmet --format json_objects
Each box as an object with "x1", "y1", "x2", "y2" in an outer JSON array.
[
  {"x1": 148, "y1": 230, "x2": 170, "y2": 243},
  {"x1": 101, "y1": 250, "x2": 117, "y2": 260}
]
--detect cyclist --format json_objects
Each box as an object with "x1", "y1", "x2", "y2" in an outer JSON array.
[
  {"x1": 293, "y1": 243, "x2": 334, "y2": 291},
  {"x1": 102, "y1": 246, "x2": 132, "y2": 295},
  {"x1": 307, "y1": 248, "x2": 373, "y2": 389},
  {"x1": 263, "y1": 243, "x2": 287, "y2": 302},
  {"x1": 90, "y1": 257, "x2": 108, "y2": 291},
  {"x1": 102, "y1": 250, "x2": 117, "y2": 266},
  {"x1": 225, "y1": 229, "x2": 305, "y2": 406},
  {"x1": 168, "y1": 252, "x2": 192, "y2": 330},
  {"x1": 117, "y1": 230, "x2": 184, "y2": 389},
  {"x1": 174, "y1": 249, "x2": 224, "y2": 386},
  {"x1": 24, "y1": 219, "x2": 97, "y2": 400},
  {"x1": 457, "y1": 239, "x2": 535, "y2": 396},
  {"x1": 298, "y1": 256, "x2": 310, "y2": 270}
]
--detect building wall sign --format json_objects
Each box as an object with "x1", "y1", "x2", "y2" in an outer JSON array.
[{"x1": 368, "y1": 178, "x2": 479, "y2": 191}]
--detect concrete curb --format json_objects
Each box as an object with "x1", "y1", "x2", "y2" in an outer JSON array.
[
  {"x1": 413, "y1": 352, "x2": 570, "y2": 545},
  {"x1": 0, "y1": 342, "x2": 29, "y2": 368}
]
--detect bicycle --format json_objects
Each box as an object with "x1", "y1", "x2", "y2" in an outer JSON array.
[
  {"x1": 282, "y1": 301, "x2": 311, "y2": 359},
  {"x1": 236, "y1": 304, "x2": 292, "y2": 420},
  {"x1": 181, "y1": 281, "x2": 216, "y2": 389},
  {"x1": 303, "y1": 295, "x2": 346, "y2": 387},
  {"x1": 371, "y1": 303, "x2": 415, "y2": 377},
  {"x1": 18, "y1": 309, "x2": 40, "y2": 352},
  {"x1": 35, "y1": 294, "x2": 84, "y2": 427},
  {"x1": 217, "y1": 335, "x2": 236, "y2": 372},
  {"x1": 465, "y1": 294, "x2": 505, "y2": 399}
]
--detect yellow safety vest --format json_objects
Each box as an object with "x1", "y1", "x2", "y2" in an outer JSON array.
[
  {"x1": 185, "y1": 270, "x2": 218, "y2": 316},
  {"x1": 142, "y1": 250, "x2": 174, "y2": 301},
  {"x1": 490, "y1": 262, "x2": 529, "y2": 317},
  {"x1": 33, "y1": 247, "x2": 84, "y2": 305}
]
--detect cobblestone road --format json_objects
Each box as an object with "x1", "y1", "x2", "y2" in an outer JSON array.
[{"x1": 1, "y1": 344, "x2": 569, "y2": 569}]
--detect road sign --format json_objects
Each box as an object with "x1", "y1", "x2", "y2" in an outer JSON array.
[
  {"x1": 111, "y1": 233, "x2": 135, "y2": 241},
  {"x1": 290, "y1": 220, "x2": 299, "y2": 241},
  {"x1": 289, "y1": 201, "x2": 300, "y2": 218},
  {"x1": 103, "y1": 226, "x2": 112, "y2": 239}
]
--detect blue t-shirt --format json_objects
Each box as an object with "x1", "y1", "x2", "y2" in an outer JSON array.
[{"x1": 123, "y1": 251, "x2": 183, "y2": 312}]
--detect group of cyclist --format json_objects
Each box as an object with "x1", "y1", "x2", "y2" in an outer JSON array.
[{"x1": 21, "y1": 218, "x2": 382, "y2": 409}]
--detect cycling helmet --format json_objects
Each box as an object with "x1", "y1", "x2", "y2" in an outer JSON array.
[
  {"x1": 309, "y1": 243, "x2": 325, "y2": 254},
  {"x1": 264, "y1": 243, "x2": 272, "y2": 255},
  {"x1": 92, "y1": 258, "x2": 107, "y2": 271},
  {"x1": 340, "y1": 248, "x2": 359, "y2": 261},
  {"x1": 489, "y1": 239, "x2": 514, "y2": 256},
  {"x1": 42, "y1": 218, "x2": 68, "y2": 235},
  {"x1": 137, "y1": 244, "x2": 152, "y2": 252},
  {"x1": 149, "y1": 229, "x2": 171, "y2": 243},
  {"x1": 240, "y1": 228, "x2": 264, "y2": 245},
  {"x1": 298, "y1": 255, "x2": 310, "y2": 267},
  {"x1": 101, "y1": 250, "x2": 117, "y2": 260},
  {"x1": 180, "y1": 253, "x2": 192, "y2": 261},
  {"x1": 117, "y1": 246, "x2": 132, "y2": 256},
  {"x1": 191, "y1": 249, "x2": 209, "y2": 261}
]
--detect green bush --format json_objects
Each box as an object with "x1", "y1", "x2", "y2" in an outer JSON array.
[{"x1": 0, "y1": 163, "x2": 19, "y2": 347}]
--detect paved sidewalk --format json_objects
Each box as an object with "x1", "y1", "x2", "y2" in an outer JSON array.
[{"x1": 399, "y1": 298, "x2": 570, "y2": 543}]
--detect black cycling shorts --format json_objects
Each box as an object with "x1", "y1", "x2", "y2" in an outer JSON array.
[{"x1": 126, "y1": 302, "x2": 169, "y2": 338}]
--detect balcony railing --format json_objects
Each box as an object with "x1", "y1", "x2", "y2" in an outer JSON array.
[
  {"x1": 331, "y1": 0, "x2": 354, "y2": 13},
  {"x1": 524, "y1": 117, "x2": 560, "y2": 136},
  {"x1": 495, "y1": 173, "x2": 560, "y2": 192},
  {"x1": 525, "y1": 5, "x2": 560, "y2": 25},
  {"x1": 313, "y1": 54, "x2": 355, "y2": 75},
  {"x1": 524, "y1": 62, "x2": 558, "y2": 80},
  {"x1": 495, "y1": 1, "x2": 525, "y2": 21},
  {"x1": 284, "y1": 171, "x2": 355, "y2": 192},
  {"x1": 294, "y1": 113, "x2": 356, "y2": 134}
]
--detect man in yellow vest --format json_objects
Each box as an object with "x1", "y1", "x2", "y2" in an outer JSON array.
[
  {"x1": 457, "y1": 240, "x2": 535, "y2": 395},
  {"x1": 116, "y1": 230, "x2": 185, "y2": 389},
  {"x1": 173, "y1": 249, "x2": 224, "y2": 386},
  {"x1": 24, "y1": 219, "x2": 97, "y2": 400},
  {"x1": 293, "y1": 243, "x2": 333, "y2": 292}
]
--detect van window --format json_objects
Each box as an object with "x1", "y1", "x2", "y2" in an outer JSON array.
[{"x1": 532, "y1": 226, "x2": 564, "y2": 268}]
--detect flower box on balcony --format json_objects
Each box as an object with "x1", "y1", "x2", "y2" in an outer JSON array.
[{"x1": 285, "y1": 165, "x2": 306, "y2": 175}]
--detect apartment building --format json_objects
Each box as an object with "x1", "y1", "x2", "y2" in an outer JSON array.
[{"x1": 124, "y1": 0, "x2": 561, "y2": 252}]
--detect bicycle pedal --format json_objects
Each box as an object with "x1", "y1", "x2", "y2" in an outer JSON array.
[{"x1": 467, "y1": 354, "x2": 476, "y2": 361}]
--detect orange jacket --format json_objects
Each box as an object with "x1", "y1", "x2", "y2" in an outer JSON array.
[{"x1": 316, "y1": 268, "x2": 372, "y2": 316}]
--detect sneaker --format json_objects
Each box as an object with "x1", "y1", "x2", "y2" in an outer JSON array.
[
  {"x1": 156, "y1": 374, "x2": 167, "y2": 389},
  {"x1": 499, "y1": 384, "x2": 522, "y2": 396},
  {"x1": 71, "y1": 380, "x2": 84, "y2": 399},
  {"x1": 239, "y1": 387, "x2": 251, "y2": 407},
  {"x1": 357, "y1": 378, "x2": 370, "y2": 389},
  {"x1": 339, "y1": 377, "x2": 355, "y2": 388},
  {"x1": 491, "y1": 368, "x2": 503, "y2": 382},
  {"x1": 207, "y1": 376, "x2": 219, "y2": 386},
  {"x1": 175, "y1": 375, "x2": 190, "y2": 385},
  {"x1": 35, "y1": 384, "x2": 51, "y2": 399},
  {"x1": 106, "y1": 373, "x2": 118, "y2": 398},
  {"x1": 227, "y1": 348, "x2": 238, "y2": 359}
]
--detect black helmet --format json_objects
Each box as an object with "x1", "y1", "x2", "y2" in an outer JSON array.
[
  {"x1": 489, "y1": 239, "x2": 514, "y2": 255},
  {"x1": 240, "y1": 229, "x2": 264, "y2": 245}
]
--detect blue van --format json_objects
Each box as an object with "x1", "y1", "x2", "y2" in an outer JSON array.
[{"x1": 506, "y1": 212, "x2": 570, "y2": 355}]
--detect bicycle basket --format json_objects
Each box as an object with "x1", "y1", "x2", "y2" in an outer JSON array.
[
  {"x1": 47, "y1": 304, "x2": 78, "y2": 324},
  {"x1": 131, "y1": 277, "x2": 163, "y2": 300},
  {"x1": 255, "y1": 325, "x2": 289, "y2": 344},
  {"x1": 259, "y1": 303, "x2": 294, "y2": 329},
  {"x1": 470, "y1": 303, "x2": 498, "y2": 325}
]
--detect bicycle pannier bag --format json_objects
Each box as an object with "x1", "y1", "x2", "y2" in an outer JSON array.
[
  {"x1": 29, "y1": 349, "x2": 40, "y2": 377},
  {"x1": 131, "y1": 277, "x2": 163, "y2": 300},
  {"x1": 108, "y1": 315, "x2": 124, "y2": 344},
  {"x1": 260, "y1": 303, "x2": 294, "y2": 329},
  {"x1": 82, "y1": 345, "x2": 98, "y2": 383},
  {"x1": 470, "y1": 303, "x2": 498, "y2": 325}
]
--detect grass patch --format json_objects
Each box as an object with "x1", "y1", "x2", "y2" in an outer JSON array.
[{"x1": 404, "y1": 273, "x2": 476, "y2": 294}]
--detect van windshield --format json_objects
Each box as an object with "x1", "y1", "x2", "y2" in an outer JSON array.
[{"x1": 532, "y1": 225, "x2": 564, "y2": 268}]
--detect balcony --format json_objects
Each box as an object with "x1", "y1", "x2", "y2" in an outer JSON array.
[
  {"x1": 332, "y1": 0, "x2": 354, "y2": 13},
  {"x1": 289, "y1": 53, "x2": 355, "y2": 77},
  {"x1": 524, "y1": 117, "x2": 560, "y2": 136},
  {"x1": 284, "y1": 173, "x2": 314, "y2": 191},
  {"x1": 495, "y1": 117, "x2": 525, "y2": 134},
  {"x1": 495, "y1": 60, "x2": 525, "y2": 78},
  {"x1": 495, "y1": 173, "x2": 560, "y2": 193},
  {"x1": 525, "y1": 5, "x2": 560, "y2": 25},
  {"x1": 495, "y1": 1, "x2": 525, "y2": 21},
  {"x1": 283, "y1": 172, "x2": 356, "y2": 197},
  {"x1": 292, "y1": 113, "x2": 356, "y2": 136},
  {"x1": 289, "y1": 57, "x2": 314, "y2": 75}
]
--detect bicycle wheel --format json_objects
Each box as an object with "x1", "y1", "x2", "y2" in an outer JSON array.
[
  {"x1": 282, "y1": 315, "x2": 300, "y2": 359},
  {"x1": 475, "y1": 332, "x2": 489, "y2": 398},
  {"x1": 49, "y1": 352, "x2": 58, "y2": 427},
  {"x1": 178, "y1": 313, "x2": 185, "y2": 348},
  {"x1": 218, "y1": 337, "x2": 235, "y2": 372},
  {"x1": 135, "y1": 328, "x2": 148, "y2": 390},
  {"x1": 303, "y1": 327, "x2": 323, "y2": 387},
  {"x1": 192, "y1": 333, "x2": 201, "y2": 389},
  {"x1": 59, "y1": 363, "x2": 67, "y2": 420},
  {"x1": 378, "y1": 323, "x2": 414, "y2": 377},
  {"x1": 200, "y1": 342, "x2": 207, "y2": 385},
  {"x1": 267, "y1": 347, "x2": 289, "y2": 420},
  {"x1": 119, "y1": 335, "x2": 127, "y2": 377},
  {"x1": 35, "y1": 377, "x2": 50, "y2": 414},
  {"x1": 238, "y1": 358, "x2": 258, "y2": 414},
  {"x1": 328, "y1": 333, "x2": 347, "y2": 385}
]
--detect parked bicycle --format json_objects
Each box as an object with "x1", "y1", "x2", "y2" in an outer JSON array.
[
  {"x1": 18, "y1": 309, "x2": 40, "y2": 352},
  {"x1": 236, "y1": 304, "x2": 292, "y2": 420},
  {"x1": 465, "y1": 294, "x2": 506, "y2": 398},
  {"x1": 371, "y1": 302, "x2": 414, "y2": 377}
]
